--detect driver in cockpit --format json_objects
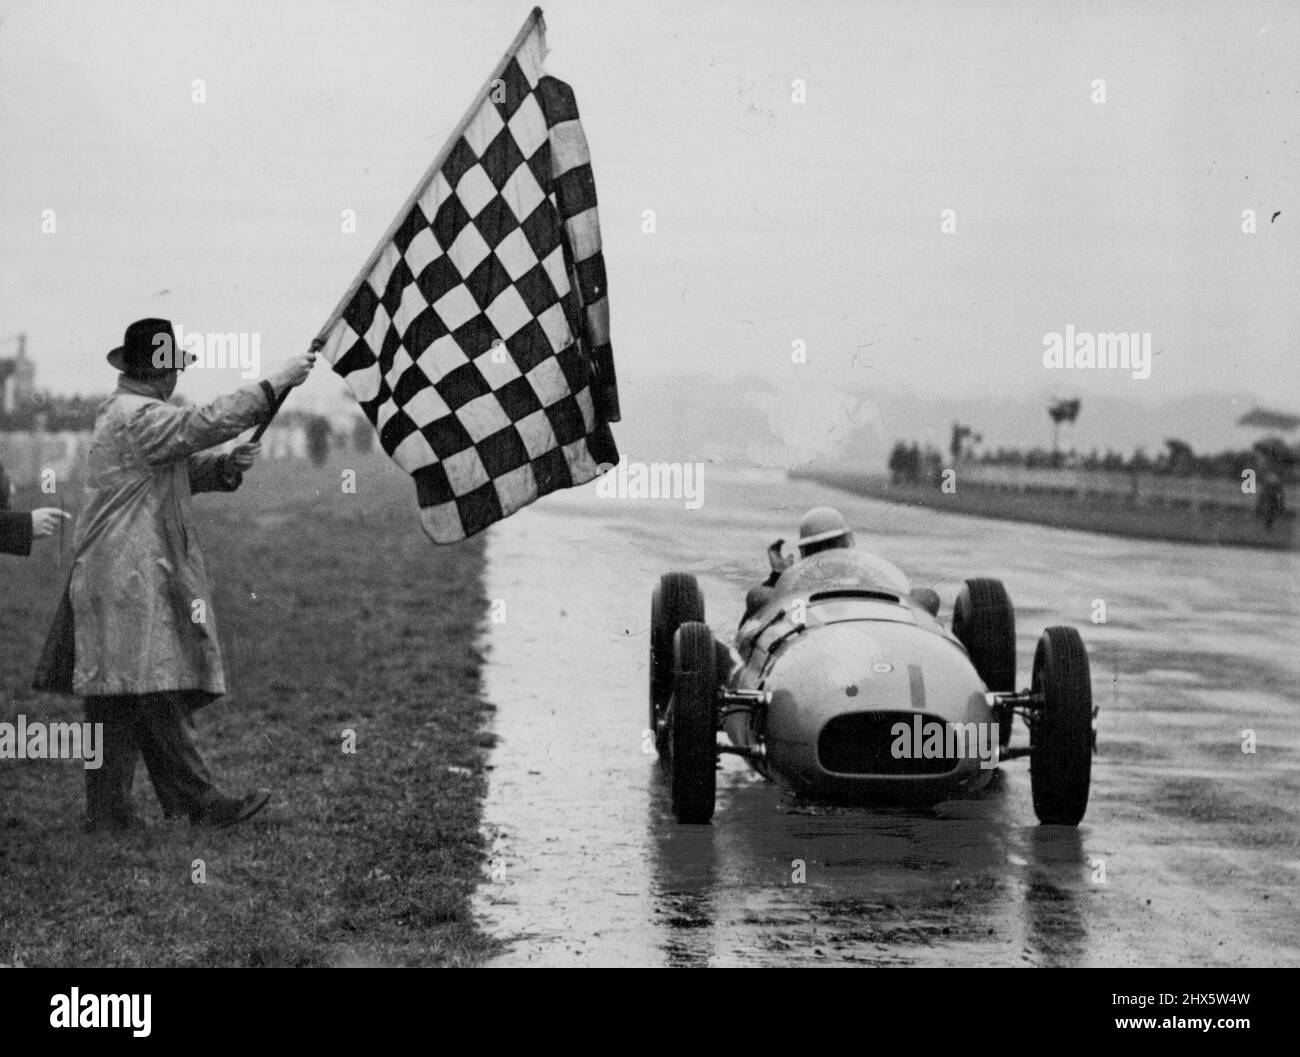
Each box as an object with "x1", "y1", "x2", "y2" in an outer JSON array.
[{"x1": 740, "y1": 506, "x2": 937, "y2": 632}]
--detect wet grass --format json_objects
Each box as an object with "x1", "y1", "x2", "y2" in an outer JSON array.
[
  {"x1": 795, "y1": 469, "x2": 1295, "y2": 551},
  {"x1": 0, "y1": 450, "x2": 497, "y2": 966}
]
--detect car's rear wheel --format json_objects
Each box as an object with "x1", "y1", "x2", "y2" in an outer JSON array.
[
  {"x1": 1029, "y1": 626, "x2": 1093, "y2": 826},
  {"x1": 650, "y1": 573, "x2": 704, "y2": 754},
  {"x1": 953, "y1": 577, "x2": 1016, "y2": 747},
  {"x1": 669, "y1": 621, "x2": 718, "y2": 824}
]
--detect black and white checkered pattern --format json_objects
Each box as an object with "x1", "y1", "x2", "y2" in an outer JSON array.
[{"x1": 321, "y1": 19, "x2": 618, "y2": 543}]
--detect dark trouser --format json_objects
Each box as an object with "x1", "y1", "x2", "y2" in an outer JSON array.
[{"x1": 83, "y1": 693, "x2": 221, "y2": 827}]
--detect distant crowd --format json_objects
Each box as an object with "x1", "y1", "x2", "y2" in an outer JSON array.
[
  {"x1": 888, "y1": 437, "x2": 1297, "y2": 484},
  {"x1": 887, "y1": 434, "x2": 1292, "y2": 531},
  {"x1": 0, "y1": 390, "x2": 375, "y2": 470}
]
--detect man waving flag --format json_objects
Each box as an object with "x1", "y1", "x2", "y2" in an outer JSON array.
[{"x1": 318, "y1": 7, "x2": 619, "y2": 542}]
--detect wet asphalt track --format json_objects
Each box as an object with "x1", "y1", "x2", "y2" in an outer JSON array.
[{"x1": 472, "y1": 469, "x2": 1300, "y2": 967}]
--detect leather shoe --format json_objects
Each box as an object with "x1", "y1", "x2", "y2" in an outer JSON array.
[{"x1": 192, "y1": 789, "x2": 271, "y2": 829}]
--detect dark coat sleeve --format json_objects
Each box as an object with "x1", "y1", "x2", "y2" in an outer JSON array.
[
  {"x1": 188, "y1": 453, "x2": 243, "y2": 494},
  {"x1": 0, "y1": 510, "x2": 33, "y2": 556}
]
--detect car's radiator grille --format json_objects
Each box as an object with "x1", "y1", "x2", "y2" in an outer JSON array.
[{"x1": 818, "y1": 712, "x2": 959, "y2": 776}]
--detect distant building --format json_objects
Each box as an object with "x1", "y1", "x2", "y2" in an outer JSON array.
[{"x1": 0, "y1": 333, "x2": 36, "y2": 414}]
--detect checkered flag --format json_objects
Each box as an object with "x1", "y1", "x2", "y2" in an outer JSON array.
[{"x1": 318, "y1": 8, "x2": 619, "y2": 543}]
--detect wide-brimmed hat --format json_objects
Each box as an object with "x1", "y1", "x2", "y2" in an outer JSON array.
[{"x1": 107, "y1": 318, "x2": 194, "y2": 377}]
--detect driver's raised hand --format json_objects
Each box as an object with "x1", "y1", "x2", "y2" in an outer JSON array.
[{"x1": 768, "y1": 538, "x2": 794, "y2": 572}]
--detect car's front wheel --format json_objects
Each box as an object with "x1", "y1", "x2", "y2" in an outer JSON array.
[
  {"x1": 669, "y1": 621, "x2": 719, "y2": 824},
  {"x1": 1029, "y1": 626, "x2": 1093, "y2": 826}
]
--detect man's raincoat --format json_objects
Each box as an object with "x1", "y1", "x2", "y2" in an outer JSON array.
[{"x1": 33, "y1": 376, "x2": 272, "y2": 702}]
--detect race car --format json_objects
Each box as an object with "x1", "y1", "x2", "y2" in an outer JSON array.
[{"x1": 648, "y1": 548, "x2": 1095, "y2": 826}]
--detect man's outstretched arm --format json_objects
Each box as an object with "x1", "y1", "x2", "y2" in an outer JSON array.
[{"x1": 132, "y1": 350, "x2": 316, "y2": 468}]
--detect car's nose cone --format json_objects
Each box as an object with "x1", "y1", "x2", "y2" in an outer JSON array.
[{"x1": 760, "y1": 621, "x2": 993, "y2": 800}]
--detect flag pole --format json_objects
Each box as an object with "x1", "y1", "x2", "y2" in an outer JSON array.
[
  {"x1": 253, "y1": 7, "x2": 546, "y2": 440},
  {"x1": 312, "y1": 5, "x2": 545, "y2": 347},
  {"x1": 250, "y1": 386, "x2": 291, "y2": 442}
]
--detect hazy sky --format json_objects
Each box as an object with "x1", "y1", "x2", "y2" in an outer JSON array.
[{"x1": 1, "y1": 0, "x2": 1296, "y2": 415}]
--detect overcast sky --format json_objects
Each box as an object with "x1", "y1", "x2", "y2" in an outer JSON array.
[{"x1": 1, "y1": 0, "x2": 1296, "y2": 415}]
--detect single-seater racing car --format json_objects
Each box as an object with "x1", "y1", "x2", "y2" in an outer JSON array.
[{"x1": 648, "y1": 539, "x2": 1095, "y2": 826}]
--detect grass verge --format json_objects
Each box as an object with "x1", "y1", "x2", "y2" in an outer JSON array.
[{"x1": 0, "y1": 449, "x2": 498, "y2": 966}]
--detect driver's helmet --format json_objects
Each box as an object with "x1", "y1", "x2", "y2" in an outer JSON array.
[{"x1": 797, "y1": 506, "x2": 852, "y2": 557}]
